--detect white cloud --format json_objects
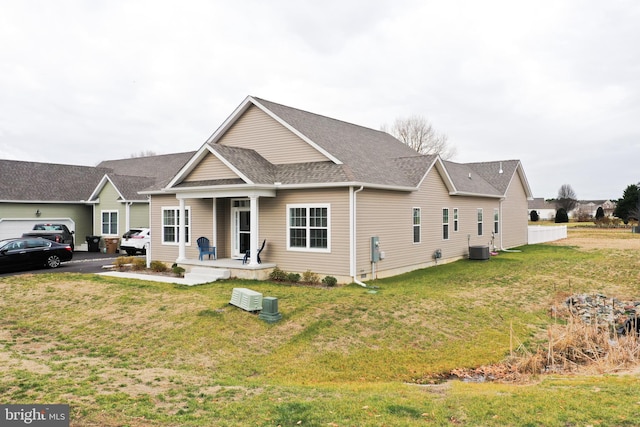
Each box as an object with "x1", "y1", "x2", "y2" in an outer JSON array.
[{"x1": 0, "y1": 0, "x2": 639, "y2": 198}]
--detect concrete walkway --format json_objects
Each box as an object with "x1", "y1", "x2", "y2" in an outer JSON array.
[{"x1": 97, "y1": 271, "x2": 213, "y2": 286}]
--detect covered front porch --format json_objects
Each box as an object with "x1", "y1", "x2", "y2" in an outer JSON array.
[{"x1": 171, "y1": 187, "x2": 276, "y2": 274}]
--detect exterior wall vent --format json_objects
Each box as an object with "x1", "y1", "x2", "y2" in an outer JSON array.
[
  {"x1": 469, "y1": 245, "x2": 490, "y2": 260},
  {"x1": 230, "y1": 288, "x2": 263, "y2": 311}
]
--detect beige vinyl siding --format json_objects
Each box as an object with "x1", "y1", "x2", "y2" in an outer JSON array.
[
  {"x1": 215, "y1": 198, "x2": 229, "y2": 258},
  {"x1": 150, "y1": 196, "x2": 217, "y2": 262},
  {"x1": 183, "y1": 153, "x2": 239, "y2": 182},
  {"x1": 95, "y1": 183, "x2": 126, "y2": 236},
  {"x1": 500, "y1": 171, "x2": 529, "y2": 248},
  {"x1": 187, "y1": 198, "x2": 214, "y2": 260},
  {"x1": 129, "y1": 203, "x2": 149, "y2": 228},
  {"x1": 150, "y1": 194, "x2": 181, "y2": 262},
  {"x1": 218, "y1": 105, "x2": 330, "y2": 164},
  {"x1": 259, "y1": 188, "x2": 350, "y2": 277},
  {"x1": 354, "y1": 168, "x2": 502, "y2": 278}
]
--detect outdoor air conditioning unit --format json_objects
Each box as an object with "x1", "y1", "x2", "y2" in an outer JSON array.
[
  {"x1": 229, "y1": 288, "x2": 263, "y2": 311},
  {"x1": 469, "y1": 245, "x2": 490, "y2": 261}
]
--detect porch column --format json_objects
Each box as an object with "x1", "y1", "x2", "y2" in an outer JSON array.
[
  {"x1": 178, "y1": 198, "x2": 186, "y2": 261},
  {"x1": 212, "y1": 198, "x2": 217, "y2": 250},
  {"x1": 248, "y1": 196, "x2": 259, "y2": 265}
]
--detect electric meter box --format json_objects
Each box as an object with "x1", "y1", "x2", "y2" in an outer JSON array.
[{"x1": 371, "y1": 236, "x2": 381, "y2": 262}]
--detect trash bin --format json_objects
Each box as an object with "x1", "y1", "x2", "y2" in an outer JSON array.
[
  {"x1": 86, "y1": 235, "x2": 101, "y2": 252},
  {"x1": 105, "y1": 237, "x2": 120, "y2": 254}
]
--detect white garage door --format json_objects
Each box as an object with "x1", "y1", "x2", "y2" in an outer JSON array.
[{"x1": 0, "y1": 218, "x2": 75, "y2": 241}]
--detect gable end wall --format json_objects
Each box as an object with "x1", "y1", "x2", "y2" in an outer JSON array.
[{"x1": 218, "y1": 105, "x2": 330, "y2": 164}]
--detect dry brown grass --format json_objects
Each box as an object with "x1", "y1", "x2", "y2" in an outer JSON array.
[{"x1": 547, "y1": 227, "x2": 640, "y2": 250}]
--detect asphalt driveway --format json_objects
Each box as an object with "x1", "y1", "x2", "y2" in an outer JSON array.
[{"x1": 0, "y1": 250, "x2": 129, "y2": 277}]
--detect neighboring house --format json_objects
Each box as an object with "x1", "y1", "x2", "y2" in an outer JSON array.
[
  {"x1": 528, "y1": 198, "x2": 556, "y2": 220},
  {"x1": 0, "y1": 153, "x2": 193, "y2": 248},
  {"x1": 571, "y1": 200, "x2": 615, "y2": 219},
  {"x1": 92, "y1": 152, "x2": 195, "y2": 240},
  {"x1": 528, "y1": 198, "x2": 617, "y2": 221},
  {"x1": 144, "y1": 96, "x2": 533, "y2": 283}
]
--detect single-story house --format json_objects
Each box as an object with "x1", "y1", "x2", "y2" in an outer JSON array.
[
  {"x1": 0, "y1": 153, "x2": 193, "y2": 248},
  {"x1": 144, "y1": 96, "x2": 533, "y2": 283},
  {"x1": 528, "y1": 198, "x2": 556, "y2": 220}
]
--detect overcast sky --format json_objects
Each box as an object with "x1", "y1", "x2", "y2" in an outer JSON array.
[{"x1": 1, "y1": 1, "x2": 639, "y2": 199}]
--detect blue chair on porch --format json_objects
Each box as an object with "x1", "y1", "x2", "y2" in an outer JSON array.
[
  {"x1": 243, "y1": 239, "x2": 266, "y2": 264},
  {"x1": 197, "y1": 237, "x2": 216, "y2": 260}
]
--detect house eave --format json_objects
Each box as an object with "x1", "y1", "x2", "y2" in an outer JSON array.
[
  {"x1": 450, "y1": 191, "x2": 504, "y2": 199},
  {"x1": 0, "y1": 199, "x2": 92, "y2": 204}
]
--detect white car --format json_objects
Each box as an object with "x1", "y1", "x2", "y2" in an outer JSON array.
[{"x1": 120, "y1": 228, "x2": 150, "y2": 256}]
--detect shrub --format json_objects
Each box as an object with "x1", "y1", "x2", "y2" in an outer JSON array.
[
  {"x1": 302, "y1": 270, "x2": 320, "y2": 285},
  {"x1": 269, "y1": 266, "x2": 287, "y2": 281},
  {"x1": 322, "y1": 276, "x2": 337, "y2": 287},
  {"x1": 131, "y1": 258, "x2": 146, "y2": 271},
  {"x1": 150, "y1": 261, "x2": 168, "y2": 272},
  {"x1": 286, "y1": 272, "x2": 301, "y2": 283},
  {"x1": 555, "y1": 208, "x2": 569, "y2": 223},
  {"x1": 113, "y1": 256, "x2": 134, "y2": 270},
  {"x1": 172, "y1": 265, "x2": 185, "y2": 277},
  {"x1": 530, "y1": 210, "x2": 539, "y2": 222}
]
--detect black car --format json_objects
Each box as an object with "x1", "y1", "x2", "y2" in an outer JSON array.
[{"x1": 0, "y1": 237, "x2": 73, "y2": 271}]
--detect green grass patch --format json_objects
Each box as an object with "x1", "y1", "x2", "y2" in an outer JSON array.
[{"x1": 1, "y1": 229, "x2": 639, "y2": 425}]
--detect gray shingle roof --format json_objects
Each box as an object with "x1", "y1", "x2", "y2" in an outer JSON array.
[
  {"x1": 252, "y1": 97, "x2": 423, "y2": 187},
  {"x1": 465, "y1": 160, "x2": 520, "y2": 195},
  {"x1": 174, "y1": 97, "x2": 529, "y2": 198},
  {"x1": 1, "y1": 151, "x2": 195, "y2": 202},
  {"x1": 98, "y1": 151, "x2": 195, "y2": 191},
  {"x1": 443, "y1": 161, "x2": 503, "y2": 196},
  {"x1": 0, "y1": 160, "x2": 108, "y2": 202}
]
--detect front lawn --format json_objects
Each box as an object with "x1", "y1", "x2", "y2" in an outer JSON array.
[{"x1": 1, "y1": 228, "x2": 639, "y2": 426}]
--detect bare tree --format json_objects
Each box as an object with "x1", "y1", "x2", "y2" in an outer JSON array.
[
  {"x1": 130, "y1": 150, "x2": 158, "y2": 158},
  {"x1": 382, "y1": 115, "x2": 456, "y2": 160},
  {"x1": 556, "y1": 184, "x2": 578, "y2": 213}
]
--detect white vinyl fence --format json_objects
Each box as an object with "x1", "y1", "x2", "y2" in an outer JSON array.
[{"x1": 528, "y1": 225, "x2": 567, "y2": 244}]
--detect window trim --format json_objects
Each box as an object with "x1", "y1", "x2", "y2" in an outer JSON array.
[
  {"x1": 101, "y1": 210, "x2": 119, "y2": 236},
  {"x1": 494, "y1": 208, "x2": 499, "y2": 234},
  {"x1": 286, "y1": 203, "x2": 331, "y2": 253},
  {"x1": 453, "y1": 208, "x2": 459, "y2": 233},
  {"x1": 161, "y1": 206, "x2": 192, "y2": 246},
  {"x1": 442, "y1": 208, "x2": 449, "y2": 240},
  {"x1": 477, "y1": 208, "x2": 483, "y2": 236},
  {"x1": 413, "y1": 207, "x2": 421, "y2": 244}
]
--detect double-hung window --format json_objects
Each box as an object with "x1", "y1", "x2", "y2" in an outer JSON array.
[
  {"x1": 453, "y1": 208, "x2": 459, "y2": 232},
  {"x1": 101, "y1": 211, "x2": 118, "y2": 235},
  {"x1": 287, "y1": 204, "x2": 330, "y2": 252},
  {"x1": 162, "y1": 207, "x2": 191, "y2": 244},
  {"x1": 494, "y1": 208, "x2": 499, "y2": 234},
  {"x1": 442, "y1": 208, "x2": 449, "y2": 240},
  {"x1": 413, "y1": 208, "x2": 421, "y2": 243},
  {"x1": 477, "y1": 208, "x2": 483, "y2": 236}
]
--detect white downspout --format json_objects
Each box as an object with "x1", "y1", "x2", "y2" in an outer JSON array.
[{"x1": 350, "y1": 185, "x2": 367, "y2": 287}]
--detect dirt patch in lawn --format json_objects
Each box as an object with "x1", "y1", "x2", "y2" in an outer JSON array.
[{"x1": 546, "y1": 227, "x2": 640, "y2": 250}]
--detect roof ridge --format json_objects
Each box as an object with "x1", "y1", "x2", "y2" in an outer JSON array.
[{"x1": 252, "y1": 96, "x2": 391, "y2": 136}]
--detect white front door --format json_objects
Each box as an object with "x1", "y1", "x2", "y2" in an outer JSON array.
[{"x1": 231, "y1": 200, "x2": 251, "y2": 258}]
